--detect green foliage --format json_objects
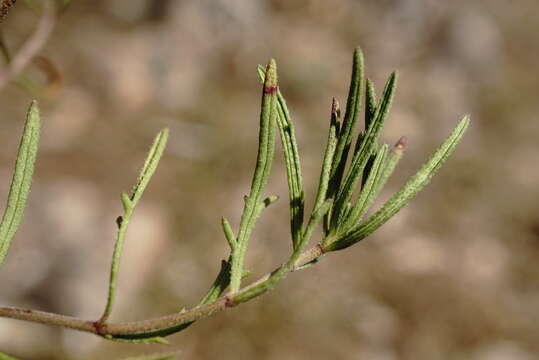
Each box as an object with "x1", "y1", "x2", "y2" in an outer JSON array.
[
  {"x1": 99, "y1": 128, "x2": 169, "y2": 324},
  {"x1": 0, "y1": 101, "x2": 40, "y2": 266},
  {"x1": 0, "y1": 47, "x2": 469, "y2": 348}
]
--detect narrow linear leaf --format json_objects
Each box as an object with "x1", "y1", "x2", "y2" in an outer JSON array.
[
  {"x1": 120, "y1": 192, "x2": 131, "y2": 213},
  {"x1": 229, "y1": 59, "x2": 278, "y2": 293},
  {"x1": 99, "y1": 129, "x2": 168, "y2": 323},
  {"x1": 221, "y1": 218, "x2": 236, "y2": 250},
  {"x1": 352, "y1": 78, "x2": 377, "y2": 164},
  {"x1": 327, "y1": 116, "x2": 470, "y2": 251},
  {"x1": 330, "y1": 72, "x2": 397, "y2": 230},
  {"x1": 313, "y1": 98, "x2": 339, "y2": 215},
  {"x1": 275, "y1": 109, "x2": 304, "y2": 249},
  {"x1": 327, "y1": 47, "x2": 364, "y2": 201},
  {"x1": 258, "y1": 64, "x2": 304, "y2": 249},
  {"x1": 371, "y1": 136, "x2": 406, "y2": 196},
  {"x1": 0, "y1": 101, "x2": 40, "y2": 266},
  {"x1": 364, "y1": 79, "x2": 377, "y2": 132},
  {"x1": 131, "y1": 128, "x2": 169, "y2": 204},
  {"x1": 338, "y1": 144, "x2": 389, "y2": 233},
  {"x1": 105, "y1": 334, "x2": 168, "y2": 344},
  {"x1": 357, "y1": 80, "x2": 379, "y2": 188},
  {"x1": 337, "y1": 137, "x2": 407, "y2": 240},
  {"x1": 323, "y1": 98, "x2": 341, "y2": 235}
]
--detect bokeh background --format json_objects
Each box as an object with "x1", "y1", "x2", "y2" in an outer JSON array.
[{"x1": 1, "y1": 0, "x2": 539, "y2": 359}]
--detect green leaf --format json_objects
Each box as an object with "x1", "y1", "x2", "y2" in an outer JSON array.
[
  {"x1": 221, "y1": 217, "x2": 236, "y2": 250},
  {"x1": 313, "y1": 98, "x2": 339, "y2": 220},
  {"x1": 330, "y1": 72, "x2": 397, "y2": 230},
  {"x1": 104, "y1": 334, "x2": 168, "y2": 344},
  {"x1": 352, "y1": 78, "x2": 377, "y2": 165},
  {"x1": 0, "y1": 101, "x2": 41, "y2": 266},
  {"x1": 229, "y1": 59, "x2": 278, "y2": 293},
  {"x1": 99, "y1": 128, "x2": 168, "y2": 323},
  {"x1": 258, "y1": 64, "x2": 305, "y2": 250},
  {"x1": 338, "y1": 144, "x2": 389, "y2": 233},
  {"x1": 130, "y1": 129, "x2": 169, "y2": 204},
  {"x1": 327, "y1": 47, "x2": 364, "y2": 202},
  {"x1": 364, "y1": 79, "x2": 377, "y2": 132},
  {"x1": 371, "y1": 137, "x2": 406, "y2": 196},
  {"x1": 323, "y1": 98, "x2": 341, "y2": 235},
  {"x1": 120, "y1": 192, "x2": 131, "y2": 213},
  {"x1": 327, "y1": 116, "x2": 470, "y2": 251}
]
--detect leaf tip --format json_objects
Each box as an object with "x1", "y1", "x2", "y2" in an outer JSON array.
[
  {"x1": 353, "y1": 46, "x2": 364, "y2": 62},
  {"x1": 158, "y1": 127, "x2": 170, "y2": 142},
  {"x1": 389, "y1": 71, "x2": 398, "y2": 83},
  {"x1": 461, "y1": 114, "x2": 471, "y2": 126},
  {"x1": 27, "y1": 100, "x2": 41, "y2": 125},
  {"x1": 263, "y1": 59, "x2": 278, "y2": 93},
  {"x1": 120, "y1": 192, "x2": 132, "y2": 211}
]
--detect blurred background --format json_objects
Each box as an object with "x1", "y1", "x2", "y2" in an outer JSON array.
[{"x1": 0, "y1": 0, "x2": 538, "y2": 359}]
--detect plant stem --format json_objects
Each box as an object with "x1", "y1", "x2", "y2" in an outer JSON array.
[{"x1": 0, "y1": 243, "x2": 325, "y2": 337}]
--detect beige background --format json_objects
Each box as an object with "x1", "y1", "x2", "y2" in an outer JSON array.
[{"x1": 0, "y1": 0, "x2": 538, "y2": 359}]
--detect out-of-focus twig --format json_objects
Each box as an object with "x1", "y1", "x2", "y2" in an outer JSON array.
[
  {"x1": 0, "y1": 0, "x2": 17, "y2": 23},
  {"x1": 0, "y1": 30, "x2": 11, "y2": 63},
  {"x1": 0, "y1": 1, "x2": 55, "y2": 89}
]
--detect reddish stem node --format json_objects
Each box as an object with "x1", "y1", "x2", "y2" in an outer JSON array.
[{"x1": 263, "y1": 85, "x2": 278, "y2": 95}]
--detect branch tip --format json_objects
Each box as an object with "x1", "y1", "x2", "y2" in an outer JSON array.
[{"x1": 263, "y1": 58, "x2": 278, "y2": 93}]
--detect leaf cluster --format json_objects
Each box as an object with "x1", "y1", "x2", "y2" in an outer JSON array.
[{"x1": 0, "y1": 47, "x2": 469, "y2": 350}]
